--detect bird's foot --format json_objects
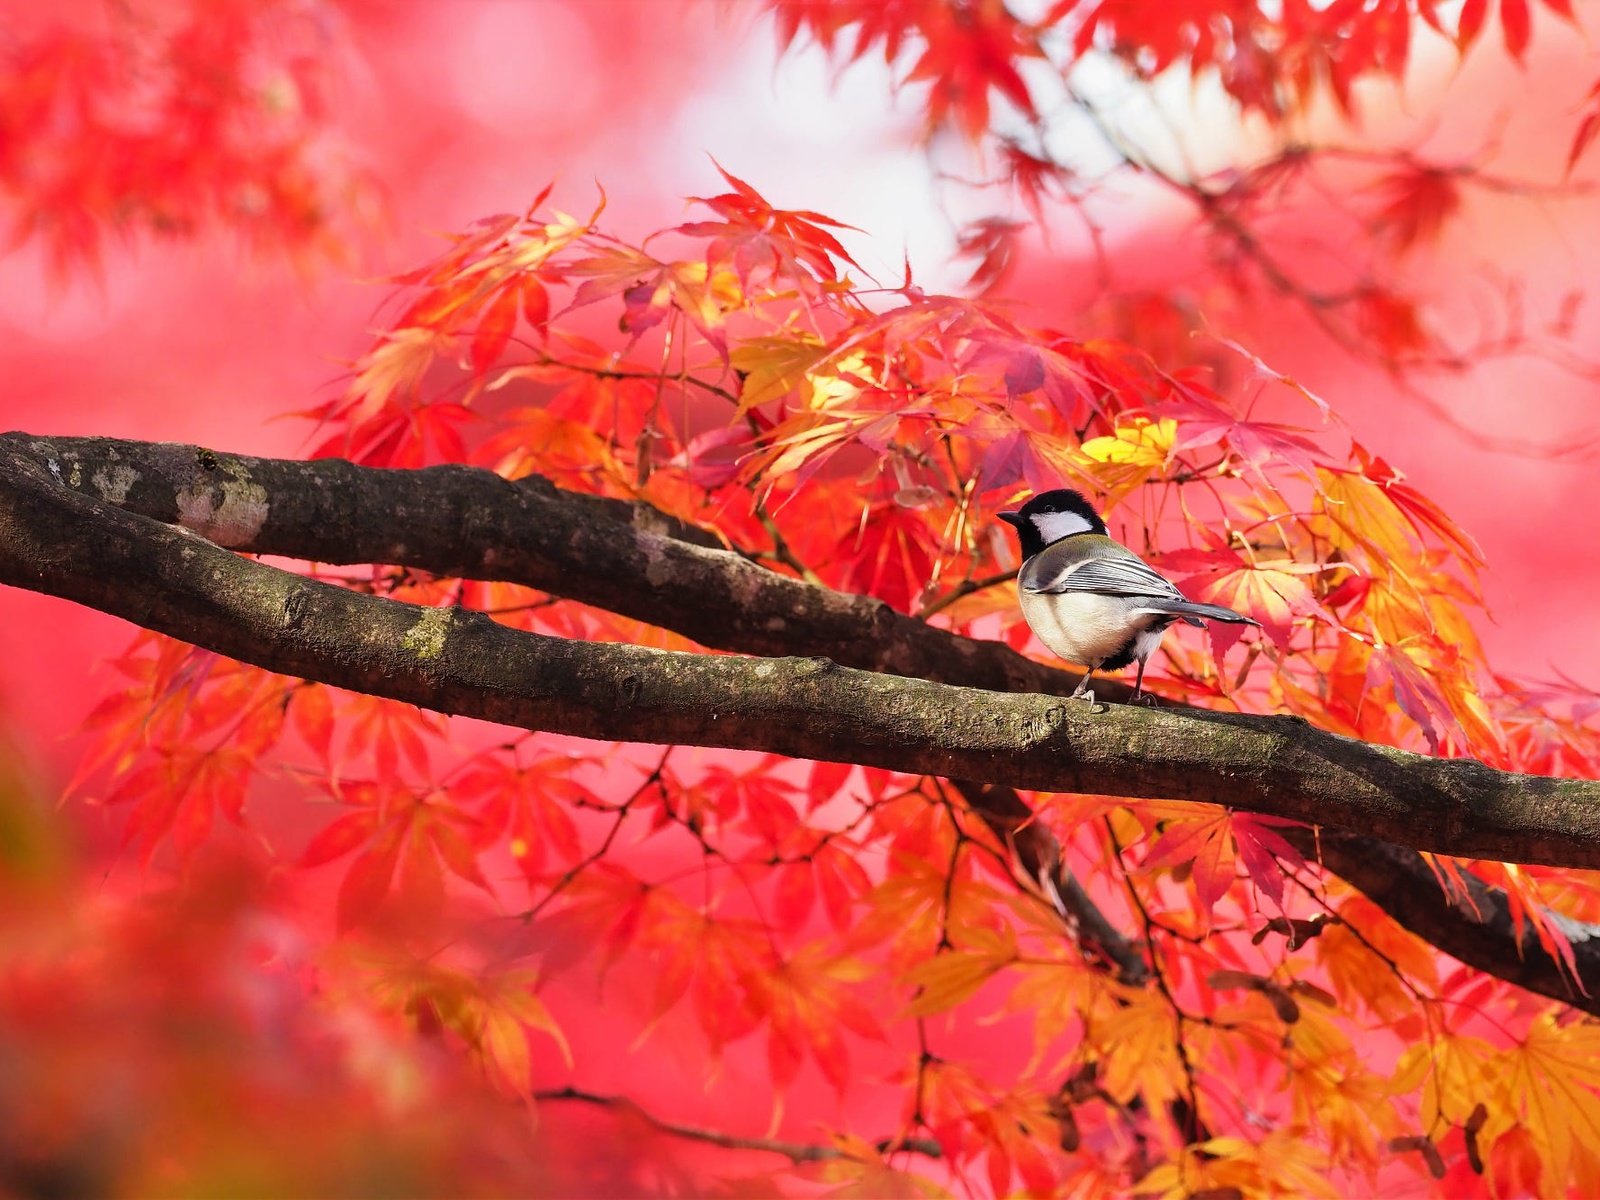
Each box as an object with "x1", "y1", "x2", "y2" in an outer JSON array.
[
  {"x1": 1070, "y1": 688, "x2": 1110, "y2": 713},
  {"x1": 1128, "y1": 691, "x2": 1159, "y2": 707}
]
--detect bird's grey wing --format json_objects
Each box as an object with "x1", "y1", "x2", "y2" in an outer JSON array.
[{"x1": 1019, "y1": 541, "x2": 1185, "y2": 599}]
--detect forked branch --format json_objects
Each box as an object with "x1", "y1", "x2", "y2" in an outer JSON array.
[{"x1": 2, "y1": 432, "x2": 1597, "y2": 1012}]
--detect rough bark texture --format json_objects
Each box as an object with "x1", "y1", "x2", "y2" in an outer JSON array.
[
  {"x1": 0, "y1": 432, "x2": 1101, "y2": 698},
  {"x1": 2, "y1": 432, "x2": 1597, "y2": 1011}
]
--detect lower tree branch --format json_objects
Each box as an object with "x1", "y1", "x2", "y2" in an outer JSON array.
[{"x1": 1285, "y1": 827, "x2": 1600, "y2": 1009}]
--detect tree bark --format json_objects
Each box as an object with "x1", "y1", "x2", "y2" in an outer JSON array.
[{"x1": 2, "y1": 432, "x2": 1596, "y2": 1010}]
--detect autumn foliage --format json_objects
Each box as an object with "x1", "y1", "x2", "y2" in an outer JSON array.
[{"x1": 6, "y1": 0, "x2": 1600, "y2": 1196}]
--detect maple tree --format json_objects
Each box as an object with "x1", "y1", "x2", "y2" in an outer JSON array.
[{"x1": 5, "y1": 0, "x2": 1600, "y2": 1196}]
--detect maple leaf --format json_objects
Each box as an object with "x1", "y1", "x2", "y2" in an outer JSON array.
[
  {"x1": 104, "y1": 745, "x2": 256, "y2": 865},
  {"x1": 916, "y1": 1060, "x2": 1062, "y2": 1196},
  {"x1": 472, "y1": 967, "x2": 573, "y2": 1097},
  {"x1": 901, "y1": 0, "x2": 1042, "y2": 140},
  {"x1": 338, "y1": 695, "x2": 443, "y2": 780},
  {"x1": 1354, "y1": 287, "x2": 1433, "y2": 361},
  {"x1": 455, "y1": 754, "x2": 589, "y2": 884},
  {"x1": 954, "y1": 216, "x2": 1025, "y2": 292},
  {"x1": 1353, "y1": 446, "x2": 1485, "y2": 571},
  {"x1": 1076, "y1": 415, "x2": 1176, "y2": 503},
  {"x1": 1140, "y1": 809, "x2": 1237, "y2": 915},
  {"x1": 300, "y1": 778, "x2": 494, "y2": 931},
  {"x1": 621, "y1": 896, "x2": 771, "y2": 1051},
  {"x1": 1090, "y1": 987, "x2": 1188, "y2": 1113},
  {"x1": 1286, "y1": 1038, "x2": 1400, "y2": 1170},
  {"x1": 1372, "y1": 165, "x2": 1462, "y2": 254},
  {"x1": 1137, "y1": 1132, "x2": 1342, "y2": 1200},
  {"x1": 1164, "y1": 377, "x2": 1327, "y2": 482},
  {"x1": 1470, "y1": 861, "x2": 1583, "y2": 989},
  {"x1": 1160, "y1": 545, "x2": 1327, "y2": 650},
  {"x1": 479, "y1": 400, "x2": 624, "y2": 491},
  {"x1": 729, "y1": 333, "x2": 834, "y2": 412},
  {"x1": 678, "y1": 161, "x2": 862, "y2": 286},
  {"x1": 340, "y1": 950, "x2": 570, "y2": 1098},
  {"x1": 563, "y1": 246, "x2": 742, "y2": 354},
  {"x1": 901, "y1": 925, "x2": 1017, "y2": 1018},
  {"x1": 469, "y1": 284, "x2": 521, "y2": 376},
  {"x1": 793, "y1": 841, "x2": 874, "y2": 933},
  {"x1": 754, "y1": 944, "x2": 881, "y2": 1091},
  {"x1": 835, "y1": 500, "x2": 940, "y2": 614}
]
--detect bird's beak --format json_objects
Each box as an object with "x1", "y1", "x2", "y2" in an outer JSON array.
[{"x1": 998, "y1": 511, "x2": 1022, "y2": 527}]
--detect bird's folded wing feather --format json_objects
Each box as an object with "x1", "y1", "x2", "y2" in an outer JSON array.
[{"x1": 1019, "y1": 543, "x2": 1184, "y2": 598}]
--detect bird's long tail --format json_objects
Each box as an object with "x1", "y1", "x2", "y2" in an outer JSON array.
[{"x1": 1133, "y1": 598, "x2": 1260, "y2": 627}]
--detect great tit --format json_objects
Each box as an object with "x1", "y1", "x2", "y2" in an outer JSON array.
[{"x1": 999, "y1": 488, "x2": 1258, "y2": 704}]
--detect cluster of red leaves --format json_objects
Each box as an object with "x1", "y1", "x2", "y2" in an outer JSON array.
[
  {"x1": 0, "y1": 0, "x2": 378, "y2": 278},
  {"x1": 772, "y1": 0, "x2": 1592, "y2": 384},
  {"x1": 65, "y1": 169, "x2": 1600, "y2": 1195},
  {"x1": 771, "y1": 0, "x2": 1578, "y2": 136}
]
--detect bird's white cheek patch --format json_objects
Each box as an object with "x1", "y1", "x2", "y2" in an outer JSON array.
[{"x1": 1030, "y1": 510, "x2": 1096, "y2": 543}]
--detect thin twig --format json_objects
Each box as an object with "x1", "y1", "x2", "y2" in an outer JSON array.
[{"x1": 534, "y1": 1086, "x2": 943, "y2": 1164}]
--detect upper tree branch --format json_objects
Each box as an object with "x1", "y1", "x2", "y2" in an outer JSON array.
[{"x1": 0, "y1": 433, "x2": 1106, "y2": 700}]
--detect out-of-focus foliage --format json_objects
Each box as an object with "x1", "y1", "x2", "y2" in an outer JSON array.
[
  {"x1": 772, "y1": 0, "x2": 1579, "y2": 132},
  {"x1": 0, "y1": 725, "x2": 563, "y2": 1197},
  {"x1": 0, "y1": 0, "x2": 379, "y2": 278}
]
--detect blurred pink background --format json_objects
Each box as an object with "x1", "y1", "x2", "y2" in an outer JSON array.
[{"x1": 3, "y1": 3, "x2": 1597, "y2": 1184}]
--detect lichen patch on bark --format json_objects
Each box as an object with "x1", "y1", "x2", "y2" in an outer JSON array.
[{"x1": 176, "y1": 468, "x2": 269, "y2": 546}]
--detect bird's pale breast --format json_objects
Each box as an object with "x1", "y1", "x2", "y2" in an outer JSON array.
[{"x1": 1018, "y1": 589, "x2": 1169, "y2": 667}]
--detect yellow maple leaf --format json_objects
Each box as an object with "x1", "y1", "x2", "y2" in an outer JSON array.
[
  {"x1": 729, "y1": 333, "x2": 832, "y2": 411},
  {"x1": 1491, "y1": 1013, "x2": 1600, "y2": 1192},
  {"x1": 1090, "y1": 987, "x2": 1188, "y2": 1113},
  {"x1": 1076, "y1": 416, "x2": 1178, "y2": 503},
  {"x1": 1137, "y1": 1131, "x2": 1340, "y2": 1199},
  {"x1": 901, "y1": 923, "x2": 1017, "y2": 1018},
  {"x1": 1391, "y1": 1024, "x2": 1499, "y2": 1137}
]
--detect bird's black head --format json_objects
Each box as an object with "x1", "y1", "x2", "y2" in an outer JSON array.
[{"x1": 999, "y1": 488, "x2": 1107, "y2": 558}]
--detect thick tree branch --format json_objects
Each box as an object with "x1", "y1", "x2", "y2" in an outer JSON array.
[
  {"x1": 0, "y1": 433, "x2": 1102, "y2": 699},
  {"x1": 4, "y1": 438, "x2": 1600, "y2": 867},
  {"x1": 3, "y1": 433, "x2": 1598, "y2": 1011}
]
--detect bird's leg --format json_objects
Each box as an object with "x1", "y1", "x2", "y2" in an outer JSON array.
[
  {"x1": 1070, "y1": 666, "x2": 1098, "y2": 706},
  {"x1": 1129, "y1": 657, "x2": 1157, "y2": 706}
]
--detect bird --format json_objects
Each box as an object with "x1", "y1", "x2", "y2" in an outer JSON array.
[{"x1": 998, "y1": 488, "x2": 1258, "y2": 704}]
